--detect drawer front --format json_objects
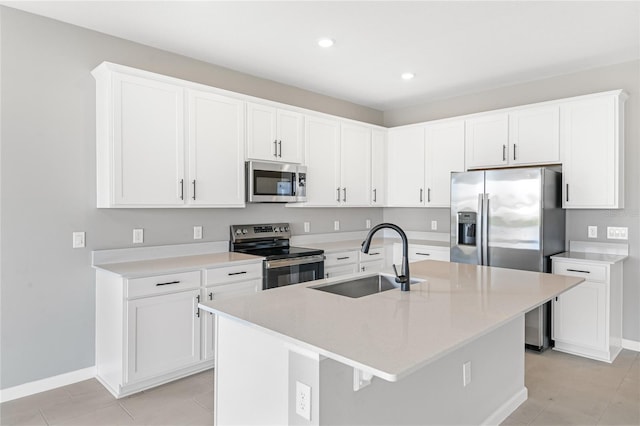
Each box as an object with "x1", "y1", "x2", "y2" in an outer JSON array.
[
  {"x1": 205, "y1": 262, "x2": 262, "y2": 287},
  {"x1": 359, "y1": 249, "x2": 384, "y2": 263},
  {"x1": 553, "y1": 261, "x2": 606, "y2": 282},
  {"x1": 324, "y1": 251, "x2": 359, "y2": 267},
  {"x1": 126, "y1": 271, "x2": 201, "y2": 299}
]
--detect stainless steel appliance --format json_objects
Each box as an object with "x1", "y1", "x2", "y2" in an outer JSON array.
[
  {"x1": 246, "y1": 161, "x2": 307, "y2": 203},
  {"x1": 450, "y1": 167, "x2": 565, "y2": 351},
  {"x1": 230, "y1": 223, "x2": 323, "y2": 290}
]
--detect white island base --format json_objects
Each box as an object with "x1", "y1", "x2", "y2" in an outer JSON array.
[{"x1": 215, "y1": 314, "x2": 527, "y2": 425}]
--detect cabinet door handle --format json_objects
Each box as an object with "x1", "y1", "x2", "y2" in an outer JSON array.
[
  {"x1": 336, "y1": 187, "x2": 340, "y2": 202},
  {"x1": 427, "y1": 188, "x2": 431, "y2": 203},
  {"x1": 513, "y1": 144, "x2": 517, "y2": 161},
  {"x1": 337, "y1": 256, "x2": 350, "y2": 260},
  {"x1": 228, "y1": 271, "x2": 247, "y2": 276},
  {"x1": 343, "y1": 187, "x2": 347, "y2": 202},
  {"x1": 420, "y1": 188, "x2": 423, "y2": 203},
  {"x1": 416, "y1": 252, "x2": 431, "y2": 256},
  {"x1": 179, "y1": 179, "x2": 184, "y2": 200},
  {"x1": 192, "y1": 180, "x2": 196, "y2": 200},
  {"x1": 502, "y1": 144, "x2": 507, "y2": 161},
  {"x1": 361, "y1": 266, "x2": 365, "y2": 272},
  {"x1": 566, "y1": 183, "x2": 569, "y2": 202},
  {"x1": 156, "y1": 280, "x2": 180, "y2": 286},
  {"x1": 196, "y1": 295, "x2": 200, "y2": 318},
  {"x1": 278, "y1": 140, "x2": 282, "y2": 158},
  {"x1": 373, "y1": 188, "x2": 377, "y2": 203},
  {"x1": 208, "y1": 292, "x2": 213, "y2": 301},
  {"x1": 566, "y1": 268, "x2": 590, "y2": 274},
  {"x1": 273, "y1": 140, "x2": 278, "y2": 157}
]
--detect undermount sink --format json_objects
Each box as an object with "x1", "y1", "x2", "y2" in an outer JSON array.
[{"x1": 310, "y1": 273, "x2": 424, "y2": 298}]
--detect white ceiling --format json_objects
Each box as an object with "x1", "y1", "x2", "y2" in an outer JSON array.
[{"x1": 4, "y1": 1, "x2": 640, "y2": 110}]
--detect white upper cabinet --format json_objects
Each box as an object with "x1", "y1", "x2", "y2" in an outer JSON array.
[
  {"x1": 371, "y1": 129, "x2": 387, "y2": 206},
  {"x1": 340, "y1": 124, "x2": 371, "y2": 206},
  {"x1": 187, "y1": 90, "x2": 245, "y2": 207},
  {"x1": 424, "y1": 120, "x2": 465, "y2": 207},
  {"x1": 106, "y1": 73, "x2": 186, "y2": 207},
  {"x1": 246, "y1": 103, "x2": 304, "y2": 164},
  {"x1": 561, "y1": 91, "x2": 626, "y2": 209},
  {"x1": 465, "y1": 112, "x2": 509, "y2": 169},
  {"x1": 386, "y1": 126, "x2": 426, "y2": 207},
  {"x1": 509, "y1": 105, "x2": 560, "y2": 166},
  {"x1": 305, "y1": 116, "x2": 341, "y2": 206},
  {"x1": 93, "y1": 63, "x2": 245, "y2": 208}
]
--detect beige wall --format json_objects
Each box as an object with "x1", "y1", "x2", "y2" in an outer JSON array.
[{"x1": 383, "y1": 60, "x2": 640, "y2": 342}]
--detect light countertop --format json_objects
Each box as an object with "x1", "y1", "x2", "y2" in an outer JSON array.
[
  {"x1": 94, "y1": 252, "x2": 263, "y2": 278},
  {"x1": 199, "y1": 260, "x2": 583, "y2": 382},
  {"x1": 552, "y1": 251, "x2": 628, "y2": 265}
]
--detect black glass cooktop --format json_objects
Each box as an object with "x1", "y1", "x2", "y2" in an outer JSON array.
[{"x1": 235, "y1": 246, "x2": 323, "y2": 260}]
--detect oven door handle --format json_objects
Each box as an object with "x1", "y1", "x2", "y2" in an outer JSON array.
[{"x1": 265, "y1": 254, "x2": 325, "y2": 269}]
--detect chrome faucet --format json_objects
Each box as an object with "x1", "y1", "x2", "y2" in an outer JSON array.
[{"x1": 361, "y1": 223, "x2": 410, "y2": 292}]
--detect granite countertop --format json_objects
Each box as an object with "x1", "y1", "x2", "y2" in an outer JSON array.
[
  {"x1": 551, "y1": 251, "x2": 628, "y2": 265},
  {"x1": 199, "y1": 260, "x2": 583, "y2": 382},
  {"x1": 94, "y1": 252, "x2": 263, "y2": 278}
]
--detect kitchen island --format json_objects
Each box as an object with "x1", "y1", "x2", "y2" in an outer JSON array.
[{"x1": 199, "y1": 260, "x2": 584, "y2": 425}]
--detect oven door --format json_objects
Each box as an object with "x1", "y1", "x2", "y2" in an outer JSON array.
[{"x1": 263, "y1": 255, "x2": 324, "y2": 290}]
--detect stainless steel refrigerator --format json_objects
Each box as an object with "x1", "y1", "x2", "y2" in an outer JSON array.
[{"x1": 450, "y1": 167, "x2": 565, "y2": 351}]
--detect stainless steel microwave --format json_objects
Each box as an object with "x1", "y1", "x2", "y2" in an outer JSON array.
[{"x1": 246, "y1": 161, "x2": 307, "y2": 203}]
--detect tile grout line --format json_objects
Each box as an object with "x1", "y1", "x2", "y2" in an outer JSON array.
[
  {"x1": 118, "y1": 401, "x2": 136, "y2": 421},
  {"x1": 38, "y1": 408, "x2": 50, "y2": 426}
]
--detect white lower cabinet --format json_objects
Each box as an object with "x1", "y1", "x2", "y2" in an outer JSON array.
[
  {"x1": 551, "y1": 258, "x2": 623, "y2": 363},
  {"x1": 96, "y1": 260, "x2": 262, "y2": 398},
  {"x1": 393, "y1": 243, "x2": 450, "y2": 264},
  {"x1": 324, "y1": 250, "x2": 359, "y2": 278}
]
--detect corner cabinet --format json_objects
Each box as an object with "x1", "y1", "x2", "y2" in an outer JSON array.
[
  {"x1": 551, "y1": 257, "x2": 623, "y2": 363},
  {"x1": 561, "y1": 91, "x2": 626, "y2": 209},
  {"x1": 92, "y1": 62, "x2": 245, "y2": 208}
]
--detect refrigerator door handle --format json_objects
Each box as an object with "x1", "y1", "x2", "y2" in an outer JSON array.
[
  {"x1": 482, "y1": 194, "x2": 489, "y2": 265},
  {"x1": 477, "y1": 194, "x2": 484, "y2": 265}
]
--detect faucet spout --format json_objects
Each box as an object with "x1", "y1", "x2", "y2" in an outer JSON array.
[{"x1": 361, "y1": 223, "x2": 410, "y2": 291}]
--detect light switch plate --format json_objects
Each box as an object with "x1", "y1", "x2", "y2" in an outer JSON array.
[
  {"x1": 607, "y1": 226, "x2": 628, "y2": 240},
  {"x1": 588, "y1": 226, "x2": 598, "y2": 238},
  {"x1": 133, "y1": 228, "x2": 144, "y2": 244},
  {"x1": 72, "y1": 232, "x2": 85, "y2": 248}
]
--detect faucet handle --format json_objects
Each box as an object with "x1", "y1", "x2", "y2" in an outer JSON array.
[{"x1": 392, "y1": 265, "x2": 408, "y2": 284}]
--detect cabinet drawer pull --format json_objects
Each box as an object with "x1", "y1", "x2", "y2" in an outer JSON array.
[
  {"x1": 416, "y1": 252, "x2": 431, "y2": 256},
  {"x1": 228, "y1": 271, "x2": 247, "y2": 276},
  {"x1": 368, "y1": 252, "x2": 380, "y2": 256},
  {"x1": 566, "y1": 268, "x2": 590, "y2": 274},
  {"x1": 156, "y1": 280, "x2": 180, "y2": 286},
  {"x1": 337, "y1": 256, "x2": 350, "y2": 260}
]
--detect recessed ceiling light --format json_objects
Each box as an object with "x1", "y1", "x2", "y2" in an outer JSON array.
[
  {"x1": 318, "y1": 38, "x2": 335, "y2": 48},
  {"x1": 401, "y1": 72, "x2": 415, "y2": 80}
]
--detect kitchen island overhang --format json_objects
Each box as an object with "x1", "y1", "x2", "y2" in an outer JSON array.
[{"x1": 200, "y1": 260, "x2": 584, "y2": 425}]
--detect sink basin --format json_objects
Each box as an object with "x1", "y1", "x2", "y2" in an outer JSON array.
[{"x1": 310, "y1": 273, "x2": 424, "y2": 298}]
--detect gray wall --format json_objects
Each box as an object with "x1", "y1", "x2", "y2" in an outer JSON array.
[
  {"x1": 0, "y1": 7, "x2": 383, "y2": 389},
  {"x1": 383, "y1": 60, "x2": 640, "y2": 342}
]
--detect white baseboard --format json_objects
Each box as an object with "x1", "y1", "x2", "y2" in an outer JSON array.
[
  {"x1": 0, "y1": 366, "x2": 96, "y2": 403},
  {"x1": 622, "y1": 338, "x2": 640, "y2": 352},
  {"x1": 482, "y1": 387, "x2": 528, "y2": 426}
]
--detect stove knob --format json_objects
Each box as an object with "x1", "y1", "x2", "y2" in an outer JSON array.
[
  {"x1": 235, "y1": 229, "x2": 242, "y2": 235},
  {"x1": 274, "y1": 227, "x2": 280, "y2": 232},
  {"x1": 242, "y1": 228, "x2": 248, "y2": 234},
  {"x1": 284, "y1": 226, "x2": 289, "y2": 232}
]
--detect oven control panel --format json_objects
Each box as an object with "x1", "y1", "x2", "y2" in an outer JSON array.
[{"x1": 231, "y1": 223, "x2": 291, "y2": 241}]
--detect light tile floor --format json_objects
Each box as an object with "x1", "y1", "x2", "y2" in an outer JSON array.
[{"x1": 1, "y1": 350, "x2": 638, "y2": 425}]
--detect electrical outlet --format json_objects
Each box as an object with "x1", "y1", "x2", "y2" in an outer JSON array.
[
  {"x1": 295, "y1": 381, "x2": 311, "y2": 420},
  {"x1": 304, "y1": 222, "x2": 310, "y2": 233},
  {"x1": 607, "y1": 226, "x2": 628, "y2": 240},
  {"x1": 334, "y1": 220, "x2": 340, "y2": 231},
  {"x1": 366, "y1": 219, "x2": 371, "y2": 229},
  {"x1": 193, "y1": 226, "x2": 203, "y2": 240},
  {"x1": 588, "y1": 226, "x2": 598, "y2": 239},
  {"x1": 72, "y1": 232, "x2": 85, "y2": 248},
  {"x1": 431, "y1": 220, "x2": 438, "y2": 231},
  {"x1": 133, "y1": 228, "x2": 144, "y2": 244},
  {"x1": 463, "y1": 361, "x2": 471, "y2": 387}
]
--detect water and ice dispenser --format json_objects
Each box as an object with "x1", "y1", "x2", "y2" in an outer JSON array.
[{"x1": 457, "y1": 212, "x2": 477, "y2": 246}]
